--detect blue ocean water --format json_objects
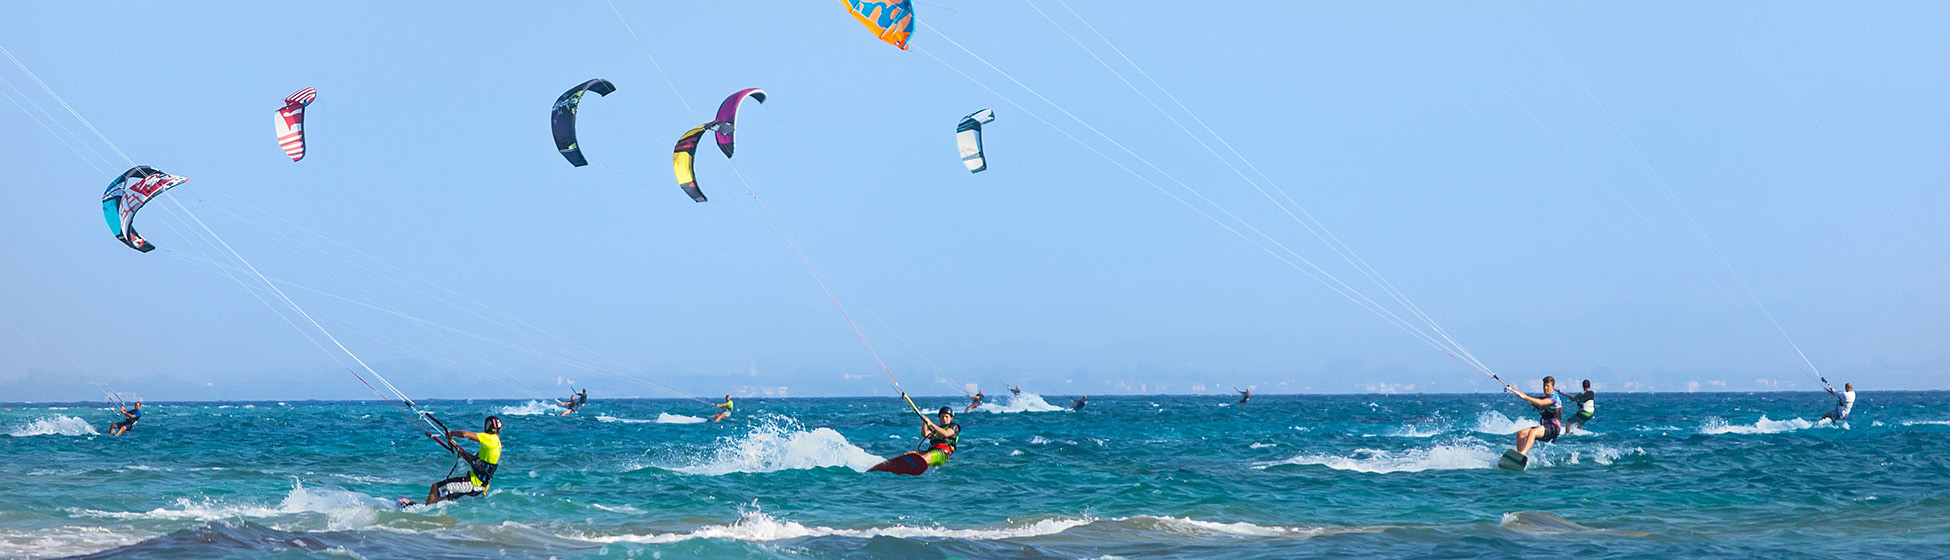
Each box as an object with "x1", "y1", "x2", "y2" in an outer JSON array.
[{"x1": 1, "y1": 391, "x2": 1945, "y2": 559}]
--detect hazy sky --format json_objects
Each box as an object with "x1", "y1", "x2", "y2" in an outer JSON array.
[{"x1": 1, "y1": 2, "x2": 1945, "y2": 402}]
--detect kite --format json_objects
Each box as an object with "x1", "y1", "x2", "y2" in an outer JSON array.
[
  {"x1": 841, "y1": 0, "x2": 915, "y2": 50},
  {"x1": 102, "y1": 166, "x2": 187, "y2": 253},
  {"x1": 956, "y1": 108, "x2": 995, "y2": 173},
  {"x1": 551, "y1": 78, "x2": 617, "y2": 167},
  {"x1": 674, "y1": 121, "x2": 723, "y2": 203},
  {"x1": 274, "y1": 87, "x2": 316, "y2": 161},
  {"x1": 713, "y1": 88, "x2": 766, "y2": 158}
]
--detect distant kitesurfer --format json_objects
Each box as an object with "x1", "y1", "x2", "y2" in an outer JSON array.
[
  {"x1": 919, "y1": 407, "x2": 961, "y2": 467},
  {"x1": 1009, "y1": 385, "x2": 1021, "y2": 396},
  {"x1": 711, "y1": 395, "x2": 734, "y2": 422},
  {"x1": 1505, "y1": 376, "x2": 1563, "y2": 456},
  {"x1": 401, "y1": 416, "x2": 502, "y2": 507},
  {"x1": 557, "y1": 388, "x2": 587, "y2": 417},
  {"x1": 1071, "y1": 395, "x2": 1088, "y2": 411},
  {"x1": 1819, "y1": 383, "x2": 1855, "y2": 424},
  {"x1": 1556, "y1": 380, "x2": 1595, "y2": 432},
  {"x1": 965, "y1": 390, "x2": 985, "y2": 413},
  {"x1": 1236, "y1": 387, "x2": 1252, "y2": 405},
  {"x1": 108, "y1": 401, "x2": 142, "y2": 437}
]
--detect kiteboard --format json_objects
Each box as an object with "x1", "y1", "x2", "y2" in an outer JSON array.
[
  {"x1": 1497, "y1": 449, "x2": 1529, "y2": 472},
  {"x1": 868, "y1": 451, "x2": 930, "y2": 476}
]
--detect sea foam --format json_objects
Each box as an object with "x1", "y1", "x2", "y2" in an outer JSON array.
[
  {"x1": 1254, "y1": 443, "x2": 1500, "y2": 473},
  {"x1": 1700, "y1": 415, "x2": 1813, "y2": 435},
  {"x1": 651, "y1": 417, "x2": 880, "y2": 475},
  {"x1": 7, "y1": 415, "x2": 99, "y2": 437},
  {"x1": 976, "y1": 393, "x2": 1067, "y2": 413}
]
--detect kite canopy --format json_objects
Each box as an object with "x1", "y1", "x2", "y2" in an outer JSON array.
[
  {"x1": 956, "y1": 108, "x2": 995, "y2": 173},
  {"x1": 274, "y1": 87, "x2": 316, "y2": 162},
  {"x1": 551, "y1": 78, "x2": 617, "y2": 167},
  {"x1": 674, "y1": 121, "x2": 723, "y2": 203},
  {"x1": 713, "y1": 88, "x2": 766, "y2": 158},
  {"x1": 102, "y1": 166, "x2": 187, "y2": 253},
  {"x1": 841, "y1": 0, "x2": 915, "y2": 50}
]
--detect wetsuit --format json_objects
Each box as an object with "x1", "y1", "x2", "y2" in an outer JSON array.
[
  {"x1": 922, "y1": 422, "x2": 960, "y2": 466},
  {"x1": 1534, "y1": 393, "x2": 1564, "y2": 443},
  {"x1": 111, "y1": 407, "x2": 141, "y2": 431},
  {"x1": 1071, "y1": 398, "x2": 1086, "y2": 411},
  {"x1": 434, "y1": 433, "x2": 501, "y2": 500},
  {"x1": 1828, "y1": 390, "x2": 1855, "y2": 422},
  {"x1": 1559, "y1": 389, "x2": 1594, "y2": 429}
]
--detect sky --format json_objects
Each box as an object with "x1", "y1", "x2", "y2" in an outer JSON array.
[{"x1": 0, "y1": 2, "x2": 1945, "y2": 402}]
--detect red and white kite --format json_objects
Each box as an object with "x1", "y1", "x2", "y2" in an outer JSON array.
[{"x1": 274, "y1": 87, "x2": 316, "y2": 161}]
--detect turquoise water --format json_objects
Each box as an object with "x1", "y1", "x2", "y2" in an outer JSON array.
[{"x1": 2, "y1": 391, "x2": 1944, "y2": 559}]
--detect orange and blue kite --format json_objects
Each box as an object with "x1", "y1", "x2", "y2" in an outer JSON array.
[{"x1": 842, "y1": 0, "x2": 915, "y2": 50}]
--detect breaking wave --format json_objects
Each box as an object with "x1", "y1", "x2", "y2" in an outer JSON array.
[{"x1": 7, "y1": 415, "x2": 99, "y2": 437}]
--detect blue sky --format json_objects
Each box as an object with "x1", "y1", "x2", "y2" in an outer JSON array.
[{"x1": 1, "y1": 2, "x2": 1945, "y2": 401}]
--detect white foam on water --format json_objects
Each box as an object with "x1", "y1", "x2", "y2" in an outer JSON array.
[
  {"x1": 1387, "y1": 424, "x2": 1442, "y2": 438},
  {"x1": 1556, "y1": 446, "x2": 1645, "y2": 466},
  {"x1": 1254, "y1": 442, "x2": 1500, "y2": 473},
  {"x1": 1700, "y1": 415, "x2": 1814, "y2": 434},
  {"x1": 595, "y1": 414, "x2": 652, "y2": 424},
  {"x1": 655, "y1": 413, "x2": 707, "y2": 424},
  {"x1": 67, "y1": 480, "x2": 384, "y2": 531},
  {"x1": 975, "y1": 393, "x2": 1067, "y2": 413},
  {"x1": 576, "y1": 510, "x2": 1094, "y2": 544},
  {"x1": 496, "y1": 400, "x2": 561, "y2": 416},
  {"x1": 0, "y1": 526, "x2": 150, "y2": 560},
  {"x1": 1249, "y1": 442, "x2": 1278, "y2": 449},
  {"x1": 1500, "y1": 511, "x2": 1648, "y2": 536},
  {"x1": 7, "y1": 415, "x2": 99, "y2": 437},
  {"x1": 1901, "y1": 419, "x2": 1950, "y2": 426},
  {"x1": 651, "y1": 416, "x2": 881, "y2": 475},
  {"x1": 1470, "y1": 411, "x2": 1530, "y2": 435}
]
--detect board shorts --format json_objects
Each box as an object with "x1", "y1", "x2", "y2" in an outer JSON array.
[
  {"x1": 1537, "y1": 420, "x2": 1562, "y2": 443},
  {"x1": 434, "y1": 476, "x2": 486, "y2": 500},
  {"x1": 1568, "y1": 412, "x2": 1593, "y2": 427},
  {"x1": 111, "y1": 419, "x2": 137, "y2": 429}
]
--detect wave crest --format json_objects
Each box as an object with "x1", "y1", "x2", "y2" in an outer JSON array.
[{"x1": 7, "y1": 415, "x2": 99, "y2": 437}]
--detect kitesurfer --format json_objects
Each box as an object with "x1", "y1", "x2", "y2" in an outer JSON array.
[
  {"x1": 1070, "y1": 395, "x2": 1088, "y2": 411},
  {"x1": 108, "y1": 401, "x2": 142, "y2": 437},
  {"x1": 556, "y1": 389, "x2": 587, "y2": 417},
  {"x1": 965, "y1": 390, "x2": 985, "y2": 413},
  {"x1": 1556, "y1": 380, "x2": 1596, "y2": 432},
  {"x1": 1819, "y1": 383, "x2": 1855, "y2": 424},
  {"x1": 919, "y1": 407, "x2": 961, "y2": 467},
  {"x1": 1236, "y1": 388, "x2": 1252, "y2": 405},
  {"x1": 711, "y1": 395, "x2": 734, "y2": 422},
  {"x1": 1505, "y1": 377, "x2": 1563, "y2": 456},
  {"x1": 402, "y1": 416, "x2": 502, "y2": 507},
  {"x1": 1009, "y1": 385, "x2": 1021, "y2": 396}
]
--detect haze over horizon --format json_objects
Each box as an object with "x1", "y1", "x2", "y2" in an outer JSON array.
[{"x1": 2, "y1": 2, "x2": 1945, "y2": 402}]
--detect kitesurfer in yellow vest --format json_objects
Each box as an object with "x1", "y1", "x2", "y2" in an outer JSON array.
[
  {"x1": 403, "y1": 416, "x2": 502, "y2": 507},
  {"x1": 711, "y1": 395, "x2": 734, "y2": 422}
]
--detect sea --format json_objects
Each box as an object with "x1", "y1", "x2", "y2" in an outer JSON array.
[{"x1": 1, "y1": 391, "x2": 1944, "y2": 559}]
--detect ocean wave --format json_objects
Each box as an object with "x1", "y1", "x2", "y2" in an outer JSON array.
[
  {"x1": 976, "y1": 393, "x2": 1067, "y2": 413},
  {"x1": 68, "y1": 481, "x2": 384, "y2": 531},
  {"x1": 496, "y1": 400, "x2": 562, "y2": 416},
  {"x1": 6, "y1": 415, "x2": 99, "y2": 437},
  {"x1": 1254, "y1": 443, "x2": 1499, "y2": 473},
  {"x1": 1249, "y1": 442, "x2": 1278, "y2": 449},
  {"x1": 575, "y1": 512, "x2": 1374, "y2": 545},
  {"x1": 656, "y1": 413, "x2": 708, "y2": 424},
  {"x1": 1700, "y1": 415, "x2": 1814, "y2": 434},
  {"x1": 0, "y1": 526, "x2": 150, "y2": 560},
  {"x1": 1387, "y1": 424, "x2": 1442, "y2": 438},
  {"x1": 595, "y1": 414, "x2": 651, "y2": 424},
  {"x1": 645, "y1": 416, "x2": 880, "y2": 475},
  {"x1": 1557, "y1": 446, "x2": 1645, "y2": 466},
  {"x1": 1901, "y1": 419, "x2": 1950, "y2": 426},
  {"x1": 1500, "y1": 511, "x2": 1649, "y2": 536}
]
